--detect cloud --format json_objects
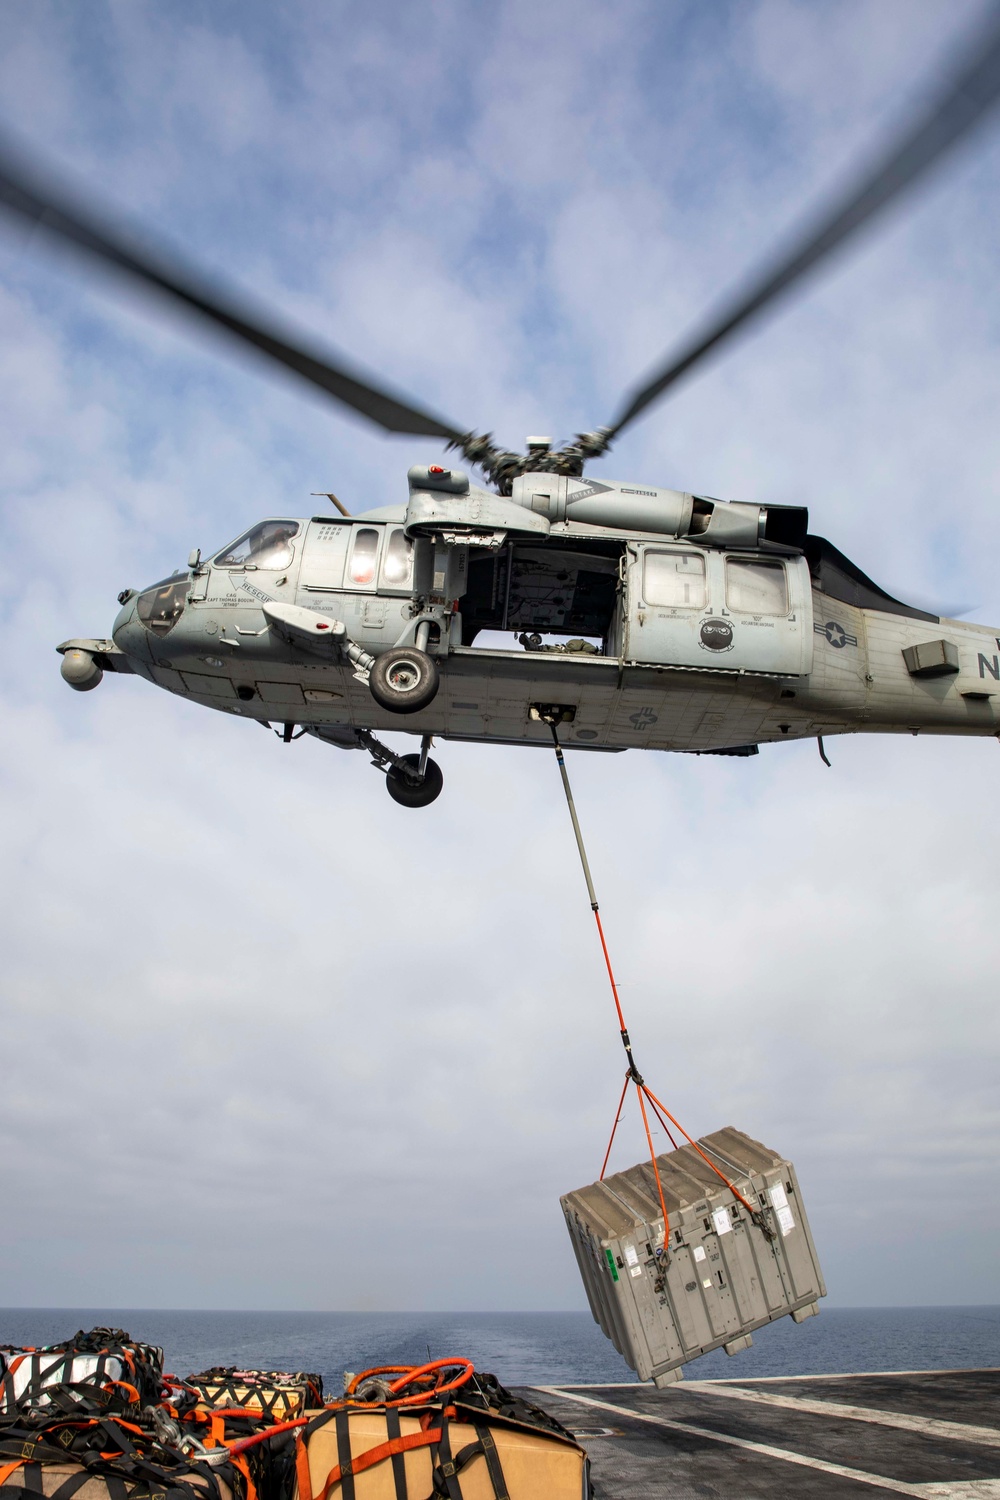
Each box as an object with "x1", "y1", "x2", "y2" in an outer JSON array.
[{"x1": 0, "y1": 0, "x2": 998, "y2": 1320}]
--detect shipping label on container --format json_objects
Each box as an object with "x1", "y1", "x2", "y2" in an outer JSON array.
[
  {"x1": 693, "y1": 1245, "x2": 707, "y2": 1263},
  {"x1": 769, "y1": 1182, "x2": 788, "y2": 1209},
  {"x1": 777, "y1": 1205, "x2": 796, "y2": 1236},
  {"x1": 711, "y1": 1207, "x2": 732, "y2": 1236}
]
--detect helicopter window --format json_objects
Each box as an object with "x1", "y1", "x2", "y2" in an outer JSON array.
[
  {"x1": 137, "y1": 574, "x2": 189, "y2": 636},
  {"x1": 726, "y1": 558, "x2": 788, "y2": 615},
  {"x1": 215, "y1": 520, "x2": 299, "y2": 570},
  {"x1": 348, "y1": 527, "x2": 380, "y2": 586},
  {"x1": 643, "y1": 551, "x2": 706, "y2": 608},
  {"x1": 380, "y1": 528, "x2": 413, "y2": 589}
]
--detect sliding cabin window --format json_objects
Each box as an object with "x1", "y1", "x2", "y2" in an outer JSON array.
[
  {"x1": 725, "y1": 558, "x2": 788, "y2": 615},
  {"x1": 347, "y1": 527, "x2": 381, "y2": 587},
  {"x1": 643, "y1": 551, "x2": 706, "y2": 609}
]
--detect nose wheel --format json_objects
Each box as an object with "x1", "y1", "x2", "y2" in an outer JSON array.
[{"x1": 357, "y1": 730, "x2": 444, "y2": 808}]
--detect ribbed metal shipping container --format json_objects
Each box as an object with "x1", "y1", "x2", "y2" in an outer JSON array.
[{"x1": 561, "y1": 1127, "x2": 826, "y2": 1385}]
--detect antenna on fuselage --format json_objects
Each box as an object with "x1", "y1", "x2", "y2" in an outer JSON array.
[{"x1": 312, "y1": 491, "x2": 351, "y2": 517}]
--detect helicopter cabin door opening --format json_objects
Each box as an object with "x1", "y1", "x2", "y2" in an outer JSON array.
[
  {"x1": 624, "y1": 544, "x2": 814, "y2": 675},
  {"x1": 460, "y1": 540, "x2": 621, "y2": 651}
]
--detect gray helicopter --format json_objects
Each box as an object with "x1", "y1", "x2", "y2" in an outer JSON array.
[{"x1": 5, "y1": 8, "x2": 1000, "y2": 806}]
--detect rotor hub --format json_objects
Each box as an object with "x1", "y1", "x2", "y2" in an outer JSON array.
[{"x1": 448, "y1": 427, "x2": 613, "y2": 493}]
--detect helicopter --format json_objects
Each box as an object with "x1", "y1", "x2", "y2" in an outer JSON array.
[{"x1": 4, "y1": 10, "x2": 1000, "y2": 807}]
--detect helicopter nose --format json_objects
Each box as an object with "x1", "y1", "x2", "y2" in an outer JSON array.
[
  {"x1": 112, "y1": 591, "x2": 150, "y2": 662},
  {"x1": 113, "y1": 591, "x2": 136, "y2": 635}
]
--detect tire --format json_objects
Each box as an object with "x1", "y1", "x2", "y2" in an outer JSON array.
[
  {"x1": 386, "y1": 755, "x2": 444, "y2": 808},
  {"x1": 369, "y1": 648, "x2": 439, "y2": 715}
]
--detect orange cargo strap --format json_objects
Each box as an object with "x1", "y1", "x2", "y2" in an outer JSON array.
[
  {"x1": 230, "y1": 1453, "x2": 258, "y2": 1500},
  {"x1": 200, "y1": 1412, "x2": 227, "y2": 1449},
  {"x1": 547, "y1": 722, "x2": 760, "y2": 1246},
  {"x1": 297, "y1": 1425, "x2": 444, "y2": 1500},
  {"x1": 108, "y1": 1380, "x2": 140, "y2": 1405},
  {"x1": 228, "y1": 1419, "x2": 309, "y2": 1458},
  {"x1": 344, "y1": 1360, "x2": 474, "y2": 1408},
  {"x1": 295, "y1": 1431, "x2": 313, "y2": 1500},
  {"x1": 0, "y1": 1461, "x2": 26, "y2": 1486},
  {"x1": 201, "y1": 1409, "x2": 265, "y2": 1423}
]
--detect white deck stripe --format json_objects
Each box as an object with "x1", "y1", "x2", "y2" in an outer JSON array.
[
  {"x1": 706, "y1": 1370, "x2": 1000, "y2": 1385},
  {"x1": 538, "y1": 1387, "x2": 987, "y2": 1498},
  {"x1": 683, "y1": 1381, "x2": 1000, "y2": 1448},
  {"x1": 914, "y1": 1486, "x2": 1000, "y2": 1497},
  {"x1": 554, "y1": 1370, "x2": 1000, "y2": 1388}
]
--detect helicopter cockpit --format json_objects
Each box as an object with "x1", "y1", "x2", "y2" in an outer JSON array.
[
  {"x1": 214, "y1": 520, "x2": 300, "y2": 571},
  {"x1": 135, "y1": 574, "x2": 190, "y2": 636}
]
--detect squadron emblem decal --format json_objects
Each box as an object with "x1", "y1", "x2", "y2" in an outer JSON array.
[
  {"x1": 816, "y1": 620, "x2": 858, "y2": 649},
  {"x1": 699, "y1": 618, "x2": 734, "y2": 651}
]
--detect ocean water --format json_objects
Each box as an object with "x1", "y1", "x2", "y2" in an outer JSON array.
[{"x1": 1, "y1": 1307, "x2": 998, "y2": 1389}]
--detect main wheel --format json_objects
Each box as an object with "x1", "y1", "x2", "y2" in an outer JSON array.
[
  {"x1": 369, "y1": 648, "x2": 439, "y2": 715},
  {"x1": 386, "y1": 754, "x2": 443, "y2": 808}
]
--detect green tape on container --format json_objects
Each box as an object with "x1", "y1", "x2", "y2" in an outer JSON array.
[{"x1": 605, "y1": 1248, "x2": 619, "y2": 1282}]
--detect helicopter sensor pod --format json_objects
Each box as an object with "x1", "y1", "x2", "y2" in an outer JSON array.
[{"x1": 59, "y1": 648, "x2": 103, "y2": 693}]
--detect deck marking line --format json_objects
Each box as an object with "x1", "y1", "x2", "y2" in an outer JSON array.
[
  {"x1": 537, "y1": 1388, "x2": 959, "y2": 1497},
  {"x1": 703, "y1": 1370, "x2": 1000, "y2": 1384},
  {"x1": 913, "y1": 1484, "x2": 1000, "y2": 1497},
  {"x1": 549, "y1": 1370, "x2": 1000, "y2": 1388},
  {"x1": 683, "y1": 1381, "x2": 1000, "y2": 1448}
]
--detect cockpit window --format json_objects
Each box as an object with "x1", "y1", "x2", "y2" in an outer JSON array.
[
  {"x1": 215, "y1": 520, "x2": 299, "y2": 570},
  {"x1": 137, "y1": 574, "x2": 189, "y2": 636}
]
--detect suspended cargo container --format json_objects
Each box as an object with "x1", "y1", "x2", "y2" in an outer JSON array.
[{"x1": 561, "y1": 1127, "x2": 825, "y2": 1386}]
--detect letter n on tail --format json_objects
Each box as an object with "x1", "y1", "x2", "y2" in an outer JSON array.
[{"x1": 978, "y1": 653, "x2": 1000, "y2": 679}]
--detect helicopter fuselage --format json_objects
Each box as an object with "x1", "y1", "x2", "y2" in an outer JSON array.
[{"x1": 58, "y1": 469, "x2": 1000, "y2": 782}]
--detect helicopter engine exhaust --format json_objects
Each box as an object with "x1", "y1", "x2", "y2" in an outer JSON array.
[{"x1": 60, "y1": 648, "x2": 103, "y2": 692}]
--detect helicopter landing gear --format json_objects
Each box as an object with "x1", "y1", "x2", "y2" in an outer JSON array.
[
  {"x1": 368, "y1": 647, "x2": 439, "y2": 715},
  {"x1": 356, "y1": 730, "x2": 444, "y2": 808},
  {"x1": 386, "y1": 752, "x2": 443, "y2": 807}
]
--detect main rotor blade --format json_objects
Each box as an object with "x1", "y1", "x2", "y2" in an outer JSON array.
[
  {"x1": 607, "y1": 4, "x2": 1000, "y2": 440},
  {"x1": 0, "y1": 138, "x2": 465, "y2": 442}
]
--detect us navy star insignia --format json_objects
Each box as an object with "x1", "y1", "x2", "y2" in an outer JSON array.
[{"x1": 815, "y1": 619, "x2": 858, "y2": 648}]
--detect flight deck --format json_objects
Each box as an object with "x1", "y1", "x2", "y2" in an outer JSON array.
[{"x1": 524, "y1": 1368, "x2": 1000, "y2": 1498}]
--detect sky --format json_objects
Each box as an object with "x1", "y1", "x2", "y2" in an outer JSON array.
[{"x1": 1, "y1": 0, "x2": 1000, "y2": 1320}]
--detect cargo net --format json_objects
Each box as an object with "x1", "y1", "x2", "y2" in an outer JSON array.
[
  {"x1": 183, "y1": 1372, "x2": 325, "y2": 1423},
  {"x1": 542, "y1": 716, "x2": 776, "y2": 1262},
  {"x1": 0, "y1": 1330, "x2": 165, "y2": 1419},
  {"x1": 0, "y1": 1339, "x2": 585, "y2": 1500}
]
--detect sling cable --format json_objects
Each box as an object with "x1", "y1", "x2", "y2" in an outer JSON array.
[{"x1": 542, "y1": 713, "x2": 772, "y2": 1262}]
